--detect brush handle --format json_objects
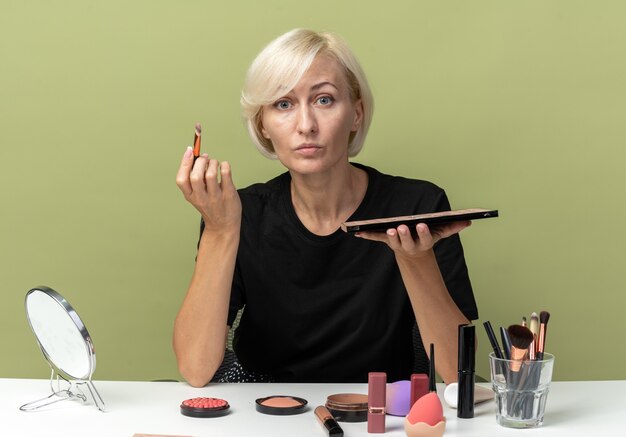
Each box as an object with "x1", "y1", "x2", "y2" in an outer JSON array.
[
  {"x1": 522, "y1": 364, "x2": 542, "y2": 419},
  {"x1": 428, "y1": 343, "x2": 436, "y2": 392},
  {"x1": 500, "y1": 327, "x2": 512, "y2": 360},
  {"x1": 483, "y1": 321, "x2": 504, "y2": 359},
  {"x1": 509, "y1": 361, "x2": 543, "y2": 419}
]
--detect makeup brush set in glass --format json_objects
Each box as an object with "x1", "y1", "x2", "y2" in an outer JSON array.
[{"x1": 483, "y1": 312, "x2": 554, "y2": 428}]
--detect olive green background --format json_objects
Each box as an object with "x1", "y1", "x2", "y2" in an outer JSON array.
[{"x1": 2, "y1": 0, "x2": 625, "y2": 383}]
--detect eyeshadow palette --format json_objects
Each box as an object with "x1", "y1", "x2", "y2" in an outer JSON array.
[{"x1": 341, "y1": 208, "x2": 498, "y2": 233}]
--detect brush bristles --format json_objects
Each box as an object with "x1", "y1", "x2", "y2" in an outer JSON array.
[
  {"x1": 540, "y1": 311, "x2": 550, "y2": 325},
  {"x1": 529, "y1": 312, "x2": 539, "y2": 335},
  {"x1": 507, "y1": 325, "x2": 534, "y2": 350},
  {"x1": 195, "y1": 122, "x2": 202, "y2": 135}
]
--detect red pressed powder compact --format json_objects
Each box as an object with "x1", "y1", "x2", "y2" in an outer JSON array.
[{"x1": 180, "y1": 397, "x2": 230, "y2": 418}]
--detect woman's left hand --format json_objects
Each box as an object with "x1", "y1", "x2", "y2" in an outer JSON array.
[{"x1": 355, "y1": 220, "x2": 471, "y2": 260}]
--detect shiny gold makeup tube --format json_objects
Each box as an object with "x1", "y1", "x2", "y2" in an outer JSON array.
[{"x1": 314, "y1": 406, "x2": 344, "y2": 437}]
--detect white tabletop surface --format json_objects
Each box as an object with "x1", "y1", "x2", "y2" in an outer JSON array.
[{"x1": 0, "y1": 378, "x2": 620, "y2": 436}]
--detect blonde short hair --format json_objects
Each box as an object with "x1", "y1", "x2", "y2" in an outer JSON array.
[{"x1": 241, "y1": 29, "x2": 374, "y2": 159}]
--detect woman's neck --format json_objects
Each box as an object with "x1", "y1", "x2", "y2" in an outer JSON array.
[{"x1": 290, "y1": 163, "x2": 368, "y2": 236}]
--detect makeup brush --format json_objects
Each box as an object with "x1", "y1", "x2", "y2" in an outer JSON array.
[
  {"x1": 522, "y1": 313, "x2": 543, "y2": 419},
  {"x1": 429, "y1": 343, "x2": 436, "y2": 392},
  {"x1": 509, "y1": 322, "x2": 544, "y2": 419},
  {"x1": 528, "y1": 312, "x2": 539, "y2": 360},
  {"x1": 499, "y1": 326, "x2": 512, "y2": 359},
  {"x1": 529, "y1": 312, "x2": 539, "y2": 336},
  {"x1": 506, "y1": 325, "x2": 534, "y2": 372},
  {"x1": 536, "y1": 311, "x2": 551, "y2": 360},
  {"x1": 483, "y1": 321, "x2": 504, "y2": 359},
  {"x1": 521, "y1": 316, "x2": 527, "y2": 327},
  {"x1": 506, "y1": 324, "x2": 534, "y2": 416},
  {"x1": 193, "y1": 122, "x2": 202, "y2": 160}
]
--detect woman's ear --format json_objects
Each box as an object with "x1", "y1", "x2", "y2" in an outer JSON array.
[
  {"x1": 258, "y1": 111, "x2": 271, "y2": 139},
  {"x1": 351, "y1": 99, "x2": 364, "y2": 132},
  {"x1": 261, "y1": 126, "x2": 270, "y2": 139}
]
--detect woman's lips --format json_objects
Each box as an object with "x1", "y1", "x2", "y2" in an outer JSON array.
[{"x1": 295, "y1": 144, "x2": 322, "y2": 155}]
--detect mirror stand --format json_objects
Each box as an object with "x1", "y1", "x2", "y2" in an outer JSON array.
[{"x1": 19, "y1": 365, "x2": 106, "y2": 412}]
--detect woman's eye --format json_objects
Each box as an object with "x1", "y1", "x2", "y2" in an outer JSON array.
[
  {"x1": 274, "y1": 100, "x2": 291, "y2": 110},
  {"x1": 317, "y1": 96, "x2": 333, "y2": 105}
]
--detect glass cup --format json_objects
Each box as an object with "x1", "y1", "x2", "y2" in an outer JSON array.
[{"x1": 488, "y1": 352, "x2": 555, "y2": 428}]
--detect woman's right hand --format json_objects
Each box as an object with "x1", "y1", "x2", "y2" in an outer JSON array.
[
  {"x1": 175, "y1": 147, "x2": 242, "y2": 234},
  {"x1": 174, "y1": 146, "x2": 242, "y2": 386}
]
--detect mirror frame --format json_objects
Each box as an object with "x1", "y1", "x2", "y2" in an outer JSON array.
[
  {"x1": 25, "y1": 286, "x2": 97, "y2": 381},
  {"x1": 21, "y1": 286, "x2": 105, "y2": 412}
]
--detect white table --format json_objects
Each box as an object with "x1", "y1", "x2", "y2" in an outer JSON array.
[{"x1": 0, "y1": 378, "x2": 619, "y2": 436}]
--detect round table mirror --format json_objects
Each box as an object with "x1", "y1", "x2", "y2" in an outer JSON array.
[{"x1": 21, "y1": 286, "x2": 105, "y2": 412}]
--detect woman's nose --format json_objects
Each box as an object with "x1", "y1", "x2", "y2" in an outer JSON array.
[{"x1": 296, "y1": 105, "x2": 318, "y2": 135}]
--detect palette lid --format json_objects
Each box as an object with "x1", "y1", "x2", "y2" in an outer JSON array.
[{"x1": 326, "y1": 393, "x2": 368, "y2": 409}]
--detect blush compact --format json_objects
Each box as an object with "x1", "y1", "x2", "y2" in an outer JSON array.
[
  {"x1": 255, "y1": 395, "x2": 308, "y2": 415},
  {"x1": 180, "y1": 397, "x2": 230, "y2": 418}
]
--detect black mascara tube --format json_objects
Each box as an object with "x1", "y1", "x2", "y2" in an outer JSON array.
[{"x1": 457, "y1": 324, "x2": 475, "y2": 419}]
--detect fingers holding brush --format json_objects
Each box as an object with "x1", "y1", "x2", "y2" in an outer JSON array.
[
  {"x1": 175, "y1": 123, "x2": 242, "y2": 232},
  {"x1": 188, "y1": 155, "x2": 241, "y2": 232},
  {"x1": 188, "y1": 153, "x2": 214, "y2": 196},
  {"x1": 198, "y1": 158, "x2": 238, "y2": 198},
  {"x1": 203, "y1": 156, "x2": 221, "y2": 196},
  {"x1": 176, "y1": 122, "x2": 204, "y2": 197},
  {"x1": 175, "y1": 146, "x2": 196, "y2": 197},
  {"x1": 218, "y1": 161, "x2": 238, "y2": 196},
  {"x1": 176, "y1": 151, "x2": 223, "y2": 197}
]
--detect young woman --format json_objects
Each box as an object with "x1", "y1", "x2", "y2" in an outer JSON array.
[{"x1": 174, "y1": 29, "x2": 478, "y2": 387}]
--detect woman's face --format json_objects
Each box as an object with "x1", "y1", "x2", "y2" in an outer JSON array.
[{"x1": 260, "y1": 54, "x2": 363, "y2": 176}]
